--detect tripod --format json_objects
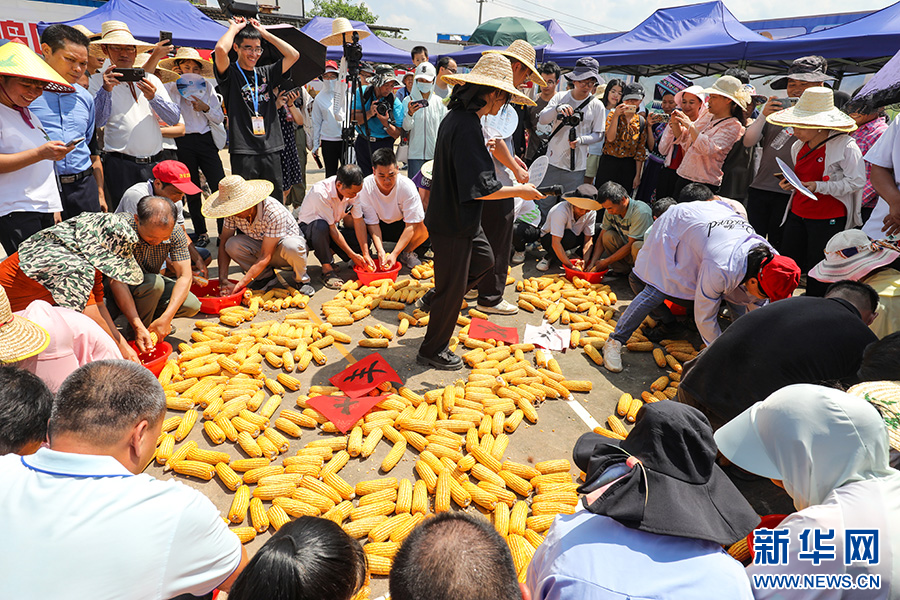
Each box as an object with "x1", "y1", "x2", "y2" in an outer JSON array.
[{"x1": 339, "y1": 32, "x2": 371, "y2": 167}]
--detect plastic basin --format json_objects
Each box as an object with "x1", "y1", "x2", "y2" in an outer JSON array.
[
  {"x1": 192, "y1": 279, "x2": 243, "y2": 315},
  {"x1": 563, "y1": 265, "x2": 606, "y2": 284},
  {"x1": 746, "y1": 514, "x2": 789, "y2": 555},
  {"x1": 664, "y1": 299, "x2": 688, "y2": 316},
  {"x1": 354, "y1": 262, "x2": 401, "y2": 285},
  {"x1": 129, "y1": 340, "x2": 172, "y2": 376}
]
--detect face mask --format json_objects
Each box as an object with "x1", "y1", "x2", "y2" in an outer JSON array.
[
  {"x1": 323, "y1": 79, "x2": 336, "y2": 92},
  {"x1": 415, "y1": 81, "x2": 433, "y2": 94}
]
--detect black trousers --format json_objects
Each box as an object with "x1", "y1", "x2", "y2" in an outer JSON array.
[
  {"x1": 299, "y1": 219, "x2": 360, "y2": 266},
  {"x1": 354, "y1": 136, "x2": 394, "y2": 177},
  {"x1": 231, "y1": 152, "x2": 283, "y2": 201},
  {"x1": 746, "y1": 187, "x2": 790, "y2": 251},
  {"x1": 595, "y1": 155, "x2": 637, "y2": 193},
  {"x1": 656, "y1": 166, "x2": 680, "y2": 200},
  {"x1": 780, "y1": 212, "x2": 846, "y2": 297},
  {"x1": 0, "y1": 211, "x2": 54, "y2": 255},
  {"x1": 477, "y1": 198, "x2": 514, "y2": 307},
  {"x1": 175, "y1": 132, "x2": 226, "y2": 237},
  {"x1": 513, "y1": 221, "x2": 541, "y2": 252},
  {"x1": 60, "y1": 174, "x2": 101, "y2": 220},
  {"x1": 321, "y1": 140, "x2": 344, "y2": 178},
  {"x1": 420, "y1": 228, "x2": 494, "y2": 358},
  {"x1": 103, "y1": 153, "x2": 159, "y2": 210},
  {"x1": 540, "y1": 230, "x2": 581, "y2": 265},
  {"x1": 673, "y1": 175, "x2": 719, "y2": 201}
]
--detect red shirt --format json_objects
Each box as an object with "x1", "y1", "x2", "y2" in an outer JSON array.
[
  {"x1": 790, "y1": 142, "x2": 846, "y2": 220},
  {"x1": 669, "y1": 145, "x2": 685, "y2": 170}
]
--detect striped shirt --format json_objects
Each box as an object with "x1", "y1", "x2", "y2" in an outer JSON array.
[
  {"x1": 851, "y1": 117, "x2": 890, "y2": 209},
  {"x1": 129, "y1": 216, "x2": 191, "y2": 274},
  {"x1": 224, "y1": 197, "x2": 300, "y2": 241}
]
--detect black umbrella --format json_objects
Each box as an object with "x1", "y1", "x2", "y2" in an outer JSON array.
[
  {"x1": 847, "y1": 47, "x2": 900, "y2": 113},
  {"x1": 222, "y1": 24, "x2": 326, "y2": 88}
]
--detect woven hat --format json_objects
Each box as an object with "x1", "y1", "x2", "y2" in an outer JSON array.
[
  {"x1": 90, "y1": 21, "x2": 155, "y2": 55},
  {"x1": 702, "y1": 75, "x2": 751, "y2": 110},
  {"x1": 771, "y1": 55, "x2": 834, "y2": 90},
  {"x1": 767, "y1": 87, "x2": 857, "y2": 132},
  {"x1": 441, "y1": 53, "x2": 535, "y2": 107},
  {"x1": 847, "y1": 381, "x2": 900, "y2": 452},
  {"x1": 564, "y1": 184, "x2": 601, "y2": 211},
  {"x1": 810, "y1": 229, "x2": 900, "y2": 283},
  {"x1": 0, "y1": 286, "x2": 49, "y2": 364},
  {"x1": 483, "y1": 39, "x2": 546, "y2": 86},
  {"x1": 0, "y1": 41, "x2": 74, "y2": 94},
  {"x1": 72, "y1": 24, "x2": 100, "y2": 41},
  {"x1": 160, "y1": 47, "x2": 214, "y2": 79},
  {"x1": 320, "y1": 17, "x2": 370, "y2": 46},
  {"x1": 202, "y1": 174, "x2": 274, "y2": 218},
  {"x1": 134, "y1": 53, "x2": 178, "y2": 83}
]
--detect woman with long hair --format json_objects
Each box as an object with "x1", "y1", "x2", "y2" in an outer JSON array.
[{"x1": 584, "y1": 78, "x2": 624, "y2": 185}]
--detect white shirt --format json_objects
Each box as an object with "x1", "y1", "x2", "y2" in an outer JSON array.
[
  {"x1": 541, "y1": 201, "x2": 596, "y2": 237},
  {"x1": 116, "y1": 180, "x2": 185, "y2": 227},
  {"x1": 863, "y1": 116, "x2": 900, "y2": 240},
  {"x1": 165, "y1": 80, "x2": 224, "y2": 136},
  {"x1": 0, "y1": 448, "x2": 242, "y2": 599},
  {"x1": 296, "y1": 176, "x2": 362, "y2": 225},
  {"x1": 357, "y1": 175, "x2": 424, "y2": 225},
  {"x1": 311, "y1": 89, "x2": 343, "y2": 147},
  {"x1": 103, "y1": 73, "x2": 172, "y2": 157},
  {"x1": 515, "y1": 198, "x2": 541, "y2": 227},
  {"x1": 538, "y1": 91, "x2": 607, "y2": 172},
  {"x1": 0, "y1": 103, "x2": 62, "y2": 216}
]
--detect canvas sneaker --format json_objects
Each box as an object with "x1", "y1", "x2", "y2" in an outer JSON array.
[{"x1": 603, "y1": 338, "x2": 624, "y2": 373}]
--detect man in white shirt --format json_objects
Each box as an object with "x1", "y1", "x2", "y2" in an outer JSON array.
[
  {"x1": 538, "y1": 185, "x2": 597, "y2": 272},
  {"x1": 312, "y1": 60, "x2": 345, "y2": 178},
  {"x1": 91, "y1": 21, "x2": 181, "y2": 208},
  {"x1": 433, "y1": 57, "x2": 456, "y2": 99},
  {"x1": 863, "y1": 115, "x2": 900, "y2": 240},
  {"x1": 296, "y1": 164, "x2": 369, "y2": 289},
  {"x1": 355, "y1": 147, "x2": 428, "y2": 269},
  {"x1": 0, "y1": 360, "x2": 247, "y2": 599},
  {"x1": 537, "y1": 57, "x2": 606, "y2": 222}
]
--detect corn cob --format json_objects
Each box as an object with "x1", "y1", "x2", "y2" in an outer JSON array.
[
  {"x1": 498, "y1": 470, "x2": 533, "y2": 497},
  {"x1": 509, "y1": 501, "x2": 528, "y2": 536},
  {"x1": 243, "y1": 465, "x2": 284, "y2": 484},
  {"x1": 626, "y1": 398, "x2": 643, "y2": 423},
  {"x1": 267, "y1": 505, "x2": 291, "y2": 531},
  {"x1": 230, "y1": 457, "x2": 270, "y2": 472},
  {"x1": 607, "y1": 415, "x2": 628, "y2": 438},
  {"x1": 494, "y1": 502, "x2": 510, "y2": 537},
  {"x1": 526, "y1": 514, "x2": 556, "y2": 532},
  {"x1": 231, "y1": 527, "x2": 256, "y2": 544},
  {"x1": 273, "y1": 497, "x2": 319, "y2": 517},
  {"x1": 535, "y1": 459, "x2": 570, "y2": 475},
  {"x1": 616, "y1": 393, "x2": 633, "y2": 417},
  {"x1": 173, "y1": 410, "x2": 197, "y2": 442},
  {"x1": 165, "y1": 440, "x2": 197, "y2": 470},
  {"x1": 237, "y1": 431, "x2": 263, "y2": 458},
  {"x1": 368, "y1": 513, "x2": 411, "y2": 544},
  {"x1": 215, "y1": 462, "x2": 243, "y2": 491},
  {"x1": 652, "y1": 347, "x2": 667, "y2": 368},
  {"x1": 155, "y1": 434, "x2": 175, "y2": 465},
  {"x1": 187, "y1": 448, "x2": 231, "y2": 465},
  {"x1": 172, "y1": 460, "x2": 215, "y2": 480},
  {"x1": 434, "y1": 469, "x2": 451, "y2": 513},
  {"x1": 249, "y1": 497, "x2": 269, "y2": 533},
  {"x1": 228, "y1": 485, "x2": 250, "y2": 523},
  {"x1": 508, "y1": 534, "x2": 535, "y2": 581},
  {"x1": 323, "y1": 500, "x2": 354, "y2": 524}
]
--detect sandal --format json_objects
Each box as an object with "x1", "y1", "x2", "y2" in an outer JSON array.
[
  {"x1": 195, "y1": 233, "x2": 210, "y2": 248},
  {"x1": 320, "y1": 270, "x2": 344, "y2": 290}
]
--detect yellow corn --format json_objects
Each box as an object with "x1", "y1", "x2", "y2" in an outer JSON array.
[
  {"x1": 498, "y1": 470, "x2": 533, "y2": 497},
  {"x1": 508, "y1": 534, "x2": 535, "y2": 581},
  {"x1": 321, "y1": 473, "x2": 356, "y2": 501},
  {"x1": 257, "y1": 435, "x2": 280, "y2": 460},
  {"x1": 237, "y1": 431, "x2": 263, "y2": 458},
  {"x1": 161, "y1": 416, "x2": 182, "y2": 433},
  {"x1": 172, "y1": 410, "x2": 197, "y2": 442},
  {"x1": 267, "y1": 505, "x2": 291, "y2": 531},
  {"x1": 273, "y1": 497, "x2": 319, "y2": 518},
  {"x1": 230, "y1": 457, "x2": 270, "y2": 472},
  {"x1": 509, "y1": 501, "x2": 528, "y2": 536},
  {"x1": 526, "y1": 514, "x2": 556, "y2": 533},
  {"x1": 320, "y1": 450, "x2": 350, "y2": 479},
  {"x1": 350, "y1": 500, "x2": 396, "y2": 522},
  {"x1": 253, "y1": 482, "x2": 298, "y2": 500},
  {"x1": 249, "y1": 497, "x2": 269, "y2": 533},
  {"x1": 494, "y1": 502, "x2": 510, "y2": 537},
  {"x1": 502, "y1": 460, "x2": 540, "y2": 480},
  {"x1": 358, "y1": 338, "x2": 389, "y2": 348},
  {"x1": 381, "y1": 439, "x2": 406, "y2": 473},
  {"x1": 228, "y1": 485, "x2": 250, "y2": 524},
  {"x1": 273, "y1": 417, "x2": 303, "y2": 438},
  {"x1": 358, "y1": 488, "x2": 398, "y2": 507},
  {"x1": 653, "y1": 347, "x2": 667, "y2": 368},
  {"x1": 263, "y1": 427, "x2": 290, "y2": 453},
  {"x1": 171, "y1": 460, "x2": 215, "y2": 480},
  {"x1": 395, "y1": 478, "x2": 413, "y2": 514},
  {"x1": 243, "y1": 464, "x2": 284, "y2": 484},
  {"x1": 231, "y1": 526, "x2": 256, "y2": 544},
  {"x1": 650, "y1": 375, "x2": 670, "y2": 392},
  {"x1": 187, "y1": 447, "x2": 231, "y2": 465},
  {"x1": 626, "y1": 398, "x2": 643, "y2": 423},
  {"x1": 728, "y1": 536, "x2": 751, "y2": 562},
  {"x1": 323, "y1": 500, "x2": 354, "y2": 525},
  {"x1": 616, "y1": 393, "x2": 633, "y2": 417},
  {"x1": 434, "y1": 470, "x2": 451, "y2": 513},
  {"x1": 214, "y1": 462, "x2": 243, "y2": 491},
  {"x1": 276, "y1": 373, "x2": 302, "y2": 392},
  {"x1": 165, "y1": 440, "x2": 197, "y2": 470},
  {"x1": 535, "y1": 459, "x2": 570, "y2": 475},
  {"x1": 607, "y1": 415, "x2": 628, "y2": 438},
  {"x1": 155, "y1": 434, "x2": 175, "y2": 465}
]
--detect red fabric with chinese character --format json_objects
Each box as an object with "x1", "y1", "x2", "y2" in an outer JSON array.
[
  {"x1": 468, "y1": 318, "x2": 519, "y2": 344},
  {"x1": 307, "y1": 394, "x2": 388, "y2": 434},
  {"x1": 330, "y1": 353, "x2": 401, "y2": 398}
]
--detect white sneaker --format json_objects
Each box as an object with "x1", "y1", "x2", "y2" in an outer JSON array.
[
  {"x1": 511, "y1": 251, "x2": 525, "y2": 264},
  {"x1": 464, "y1": 289, "x2": 478, "y2": 301},
  {"x1": 478, "y1": 299, "x2": 518, "y2": 315},
  {"x1": 536, "y1": 257, "x2": 551, "y2": 272},
  {"x1": 603, "y1": 338, "x2": 624, "y2": 373},
  {"x1": 399, "y1": 251, "x2": 422, "y2": 268}
]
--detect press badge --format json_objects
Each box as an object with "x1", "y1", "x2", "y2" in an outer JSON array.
[{"x1": 252, "y1": 116, "x2": 266, "y2": 136}]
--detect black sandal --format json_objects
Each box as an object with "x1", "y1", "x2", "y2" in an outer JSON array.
[{"x1": 195, "y1": 233, "x2": 210, "y2": 248}]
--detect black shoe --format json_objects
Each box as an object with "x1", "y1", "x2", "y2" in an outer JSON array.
[
  {"x1": 195, "y1": 233, "x2": 210, "y2": 248},
  {"x1": 644, "y1": 321, "x2": 690, "y2": 343},
  {"x1": 249, "y1": 274, "x2": 275, "y2": 290},
  {"x1": 415, "y1": 290, "x2": 434, "y2": 313},
  {"x1": 417, "y1": 349, "x2": 463, "y2": 371}
]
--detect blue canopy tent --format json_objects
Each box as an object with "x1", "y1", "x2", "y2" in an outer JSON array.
[
  {"x1": 300, "y1": 17, "x2": 410, "y2": 65},
  {"x1": 37, "y1": 0, "x2": 226, "y2": 49},
  {"x1": 546, "y1": 1, "x2": 768, "y2": 76},
  {"x1": 442, "y1": 18, "x2": 588, "y2": 64}
]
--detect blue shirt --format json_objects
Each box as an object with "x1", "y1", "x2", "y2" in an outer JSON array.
[
  {"x1": 30, "y1": 86, "x2": 95, "y2": 175},
  {"x1": 352, "y1": 86, "x2": 404, "y2": 139},
  {"x1": 527, "y1": 510, "x2": 753, "y2": 600}
]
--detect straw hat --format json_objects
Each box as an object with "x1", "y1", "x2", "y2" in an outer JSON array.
[
  {"x1": 0, "y1": 286, "x2": 50, "y2": 364},
  {"x1": 90, "y1": 21, "x2": 155, "y2": 55},
  {"x1": 320, "y1": 17, "x2": 370, "y2": 47},
  {"x1": 809, "y1": 229, "x2": 900, "y2": 283},
  {"x1": 564, "y1": 184, "x2": 602, "y2": 211},
  {"x1": 484, "y1": 39, "x2": 546, "y2": 87},
  {"x1": 846, "y1": 380, "x2": 900, "y2": 452},
  {"x1": 202, "y1": 175, "x2": 274, "y2": 219},
  {"x1": 134, "y1": 54, "x2": 178, "y2": 83},
  {"x1": 160, "y1": 47, "x2": 214, "y2": 79},
  {"x1": 441, "y1": 53, "x2": 535, "y2": 107},
  {"x1": 767, "y1": 87, "x2": 857, "y2": 132},
  {"x1": 702, "y1": 75, "x2": 751, "y2": 110},
  {"x1": 72, "y1": 24, "x2": 100, "y2": 41},
  {"x1": 0, "y1": 42, "x2": 74, "y2": 94}
]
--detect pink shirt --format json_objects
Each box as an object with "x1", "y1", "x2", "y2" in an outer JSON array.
[
  {"x1": 15, "y1": 301, "x2": 122, "y2": 392},
  {"x1": 675, "y1": 114, "x2": 744, "y2": 186}
]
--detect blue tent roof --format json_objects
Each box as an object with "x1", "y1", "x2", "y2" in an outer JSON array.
[
  {"x1": 299, "y1": 17, "x2": 410, "y2": 65},
  {"x1": 546, "y1": 1, "x2": 766, "y2": 69},
  {"x1": 744, "y1": 1, "x2": 900, "y2": 62},
  {"x1": 37, "y1": 0, "x2": 226, "y2": 49},
  {"x1": 442, "y1": 19, "x2": 588, "y2": 64}
]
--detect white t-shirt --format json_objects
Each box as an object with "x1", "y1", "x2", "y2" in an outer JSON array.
[
  {"x1": 116, "y1": 180, "x2": 185, "y2": 227},
  {"x1": 357, "y1": 175, "x2": 424, "y2": 225},
  {"x1": 515, "y1": 198, "x2": 541, "y2": 227},
  {"x1": 103, "y1": 73, "x2": 171, "y2": 157},
  {"x1": 863, "y1": 116, "x2": 900, "y2": 240},
  {"x1": 296, "y1": 176, "x2": 362, "y2": 226},
  {"x1": 0, "y1": 103, "x2": 62, "y2": 216},
  {"x1": 538, "y1": 91, "x2": 607, "y2": 172},
  {"x1": 541, "y1": 201, "x2": 596, "y2": 237},
  {"x1": 0, "y1": 448, "x2": 242, "y2": 599}
]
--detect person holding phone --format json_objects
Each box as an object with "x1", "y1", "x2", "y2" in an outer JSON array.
[
  {"x1": 595, "y1": 82, "x2": 647, "y2": 194},
  {"x1": 402, "y1": 62, "x2": 447, "y2": 179}
]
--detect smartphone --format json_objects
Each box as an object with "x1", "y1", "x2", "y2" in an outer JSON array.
[
  {"x1": 410, "y1": 99, "x2": 428, "y2": 109},
  {"x1": 66, "y1": 136, "x2": 86, "y2": 148},
  {"x1": 773, "y1": 97, "x2": 799, "y2": 107},
  {"x1": 623, "y1": 105, "x2": 637, "y2": 113},
  {"x1": 113, "y1": 67, "x2": 145, "y2": 82}
]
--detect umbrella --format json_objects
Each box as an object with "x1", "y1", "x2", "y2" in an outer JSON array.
[
  {"x1": 847, "y1": 47, "x2": 900, "y2": 113},
  {"x1": 228, "y1": 24, "x2": 326, "y2": 88},
  {"x1": 469, "y1": 17, "x2": 553, "y2": 47}
]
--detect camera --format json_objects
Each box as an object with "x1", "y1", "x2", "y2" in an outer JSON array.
[
  {"x1": 113, "y1": 67, "x2": 145, "y2": 82},
  {"x1": 559, "y1": 111, "x2": 582, "y2": 128},
  {"x1": 375, "y1": 96, "x2": 394, "y2": 117}
]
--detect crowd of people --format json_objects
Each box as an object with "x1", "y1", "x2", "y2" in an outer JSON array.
[{"x1": 3, "y1": 12, "x2": 900, "y2": 600}]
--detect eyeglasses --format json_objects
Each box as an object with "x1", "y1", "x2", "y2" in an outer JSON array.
[
  {"x1": 107, "y1": 45, "x2": 137, "y2": 54},
  {"x1": 825, "y1": 243, "x2": 875, "y2": 260},
  {"x1": 240, "y1": 46, "x2": 264, "y2": 55},
  {"x1": 443, "y1": 67, "x2": 457, "y2": 74}
]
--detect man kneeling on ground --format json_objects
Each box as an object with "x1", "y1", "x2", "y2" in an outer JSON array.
[
  {"x1": 586, "y1": 181, "x2": 652, "y2": 275},
  {"x1": 537, "y1": 184, "x2": 598, "y2": 272}
]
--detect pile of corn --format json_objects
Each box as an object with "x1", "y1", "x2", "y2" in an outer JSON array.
[{"x1": 153, "y1": 278, "x2": 590, "y2": 589}]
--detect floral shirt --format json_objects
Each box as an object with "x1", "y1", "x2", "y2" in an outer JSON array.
[{"x1": 602, "y1": 112, "x2": 647, "y2": 163}]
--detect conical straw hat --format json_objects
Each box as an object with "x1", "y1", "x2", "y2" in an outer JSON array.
[
  {"x1": 320, "y1": 18, "x2": 370, "y2": 46},
  {"x1": 484, "y1": 39, "x2": 546, "y2": 86},
  {"x1": 90, "y1": 21, "x2": 155, "y2": 56},
  {"x1": 847, "y1": 380, "x2": 900, "y2": 452},
  {"x1": 0, "y1": 285, "x2": 50, "y2": 364},
  {"x1": 72, "y1": 24, "x2": 100, "y2": 41},
  {"x1": 441, "y1": 53, "x2": 535, "y2": 107},
  {"x1": 767, "y1": 87, "x2": 857, "y2": 132},
  {"x1": 0, "y1": 42, "x2": 74, "y2": 94},
  {"x1": 202, "y1": 175, "x2": 274, "y2": 218},
  {"x1": 159, "y1": 47, "x2": 214, "y2": 79}
]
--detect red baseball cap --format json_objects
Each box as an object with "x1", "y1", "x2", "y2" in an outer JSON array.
[
  {"x1": 757, "y1": 254, "x2": 801, "y2": 301},
  {"x1": 324, "y1": 60, "x2": 339, "y2": 74},
  {"x1": 152, "y1": 160, "x2": 202, "y2": 195}
]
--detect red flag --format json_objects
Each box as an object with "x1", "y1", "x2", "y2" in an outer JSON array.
[
  {"x1": 307, "y1": 394, "x2": 388, "y2": 434},
  {"x1": 468, "y1": 318, "x2": 519, "y2": 344},
  {"x1": 331, "y1": 353, "x2": 401, "y2": 398}
]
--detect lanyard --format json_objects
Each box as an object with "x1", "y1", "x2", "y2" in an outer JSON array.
[{"x1": 237, "y1": 66, "x2": 260, "y2": 116}]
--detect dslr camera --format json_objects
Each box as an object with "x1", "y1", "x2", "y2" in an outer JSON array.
[
  {"x1": 559, "y1": 110, "x2": 582, "y2": 128},
  {"x1": 375, "y1": 96, "x2": 394, "y2": 118}
]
